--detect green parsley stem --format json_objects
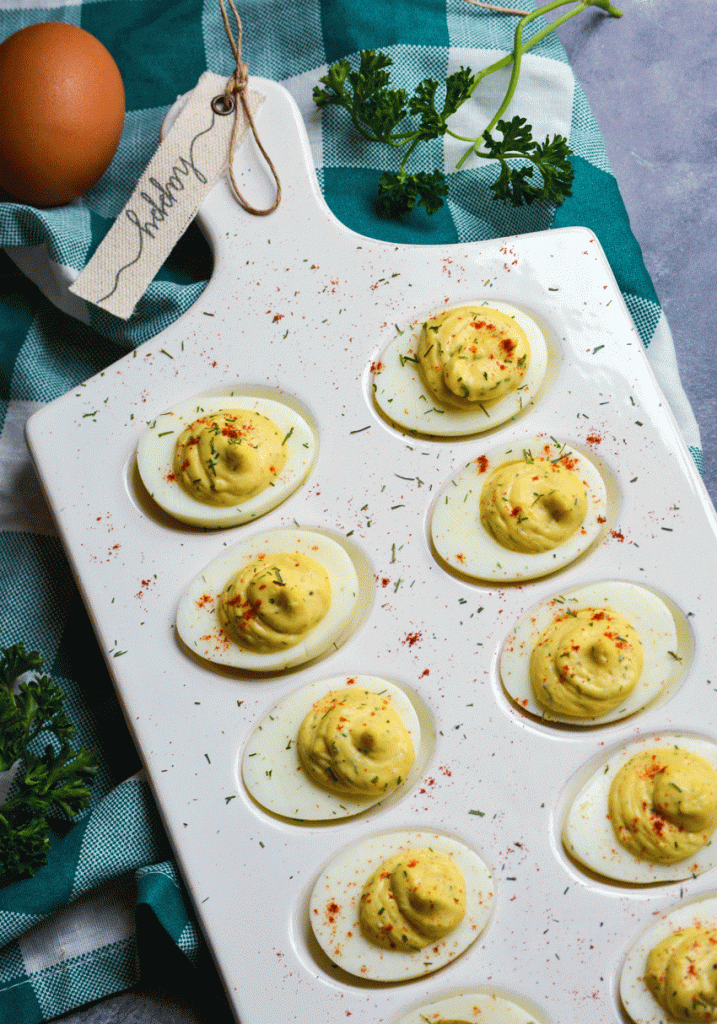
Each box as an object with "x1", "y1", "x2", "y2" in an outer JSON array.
[{"x1": 455, "y1": 0, "x2": 622, "y2": 168}]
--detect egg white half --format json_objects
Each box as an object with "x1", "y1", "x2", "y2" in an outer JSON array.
[
  {"x1": 372, "y1": 300, "x2": 549, "y2": 437},
  {"x1": 563, "y1": 733, "x2": 717, "y2": 884},
  {"x1": 136, "y1": 390, "x2": 317, "y2": 527},
  {"x1": 620, "y1": 893, "x2": 717, "y2": 1024},
  {"x1": 309, "y1": 829, "x2": 494, "y2": 981},
  {"x1": 392, "y1": 990, "x2": 545, "y2": 1024},
  {"x1": 242, "y1": 675, "x2": 421, "y2": 820},
  {"x1": 431, "y1": 437, "x2": 608, "y2": 583},
  {"x1": 500, "y1": 580, "x2": 679, "y2": 725},
  {"x1": 176, "y1": 528, "x2": 363, "y2": 671}
]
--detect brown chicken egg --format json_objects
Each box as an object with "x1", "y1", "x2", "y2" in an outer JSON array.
[{"x1": 0, "y1": 22, "x2": 125, "y2": 207}]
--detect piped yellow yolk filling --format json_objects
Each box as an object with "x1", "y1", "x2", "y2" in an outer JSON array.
[
  {"x1": 359, "y1": 848, "x2": 465, "y2": 952},
  {"x1": 479, "y1": 455, "x2": 588, "y2": 554},
  {"x1": 609, "y1": 748, "x2": 717, "y2": 864},
  {"x1": 173, "y1": 409, "x2": 287, "y2": 506},
  {"x1": 417, "y1": 305, "x2": 530, "y2": 410},
  {"x1": 646, "y1": 925, "x2": 717, "y2": 1021},
  {"x1": 530, "y1": 606, "x2": 643, "y2": 718},
  {"x1": 297, "y1": 687, "x2": 414, "y2": 798},
  {"x1": 218, "y1": 551, "x2": 330, "y2": 653}
]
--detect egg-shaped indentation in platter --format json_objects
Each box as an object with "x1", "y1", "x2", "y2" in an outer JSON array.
[
  {"x1": 389, "y1": 988, "x2": 549, "y2": 1024},
  {"x1": 308, "y1": 828, "x2": 494, "y2": 982},
  {"x1": 176, "y1": 528, "x2": 372, "y2": 672},
  {"x1": 561, "y1": 732, "x2": 717, "y2": 885},
  {"x1": 241, "y1": 675, "x2": 433, "y2": 821},
  {"x1": 430, "y1": 435, "x2": 612, "y2": 584},
  {"x1": 370, "y1": 300, "x2": 551, "y2": 438},
  {"x1": 499, "y1": 580, "x2": 686, "y2": 727},
  {"x1": 620, "y1": 892, "x2": 717, "y2": 1024},
  {"x1": 135, "y1": 386, "x2": 317, "y2": 528}
]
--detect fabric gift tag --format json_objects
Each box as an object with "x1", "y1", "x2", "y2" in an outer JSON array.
[{"x1": 70, "y1": 71, "x2": 262, "y2": 321}]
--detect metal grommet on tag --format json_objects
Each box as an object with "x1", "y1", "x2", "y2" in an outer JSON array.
[{"x1": 211, "y1": 94, "x2": 235, "y2": 115}]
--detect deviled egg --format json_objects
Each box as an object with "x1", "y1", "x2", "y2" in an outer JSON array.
[
  {"x1": 136, "y1": 389, "x2": 316, "y2": 527},
  {"x1": 431, "y1": 436, "x2": 608, "y2": 583},
  {"x1": 621, "y1": 893, "x2": 717, "y2": 1023},
  {"x1": 500, "y1": 580, "x2": 680, "y2": 725},
  {"x1": 563, "y1": 733, "x2": 717, "y2": 883},
  {"x1": 372, "y1": 301, "x2": 548, "y2": 437},
  {"x1": 391, "y1": 989, "x2": 545, "y2": 1024},
  {"x1": 309, "y1": 829, "x2": 493, "y2": 981},
  {"x1": 176, "y1": 528, "x2": 365, "y2": 671},
  {"x1": 242, "y1": 675, "x2": 422, "y2": 820}
]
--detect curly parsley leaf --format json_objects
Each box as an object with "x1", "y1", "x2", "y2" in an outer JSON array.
[
  {"x1": 481, "y1": 117, "x2": 574, "y2": 206},
  {"x1": 377, "y1": 170, "x2": 449, "y2": 219},
  {"x1": 1, "y1": 643, "x2": 98, "y2": 883},
  {"x1": 314, "y1": 50, "x2": 408, "y2": 143},
  {"x1": 406, "y1": 66, "x2": 476, "y2": 143}
]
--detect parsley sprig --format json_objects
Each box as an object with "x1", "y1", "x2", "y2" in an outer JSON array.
[
  {"x1": 1, "y1": 643, "x2": 98, "y2": 883},
  {"x1": 314, "y1": 0, "x2": 622, "y2": 218}
]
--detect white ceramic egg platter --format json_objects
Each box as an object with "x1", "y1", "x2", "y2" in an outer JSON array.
[{"x1": 26, "y1": 80, "x2": 717, "y2": 1024}]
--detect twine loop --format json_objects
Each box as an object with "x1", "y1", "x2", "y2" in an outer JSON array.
[{"x1": 215, "y1": 0, "x2": 281, "y2": 215}]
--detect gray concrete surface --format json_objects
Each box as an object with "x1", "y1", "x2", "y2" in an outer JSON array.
[{"x1": 52, "y1": 2, "x2": 717, "y2": 1021}]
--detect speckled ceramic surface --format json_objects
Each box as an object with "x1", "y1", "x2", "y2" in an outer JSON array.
[{"x1": 26, "y1": 80, "x2": 717, "y2": 1024}]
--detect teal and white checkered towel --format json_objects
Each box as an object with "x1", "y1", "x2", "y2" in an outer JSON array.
[{"x1": 0, "y1": 2, "x2": 702, "y2": 1022}]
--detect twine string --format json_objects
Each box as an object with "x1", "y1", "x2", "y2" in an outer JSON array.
[
  {"x1": 216, "y1": 0, "x2": 281, "y2": 215},
  {"x1": 463, "y1": 0, "x2": 533, "y2": 14}
]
